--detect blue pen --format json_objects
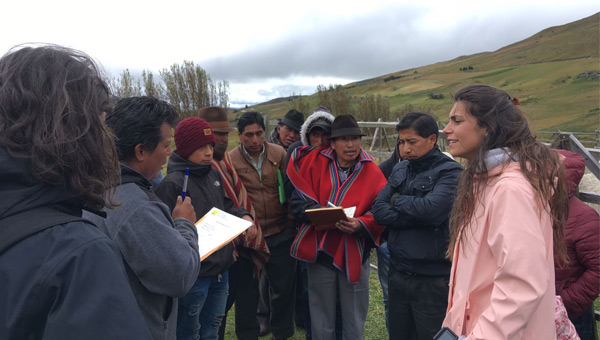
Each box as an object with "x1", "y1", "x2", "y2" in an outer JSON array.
[{"x1": 181, "y1": 168, "x2": 190, "y2": 200}]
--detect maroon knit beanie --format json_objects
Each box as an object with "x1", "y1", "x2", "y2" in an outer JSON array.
[{"x1": 175, "y1": 117, "x2": 216, "y2": 159}]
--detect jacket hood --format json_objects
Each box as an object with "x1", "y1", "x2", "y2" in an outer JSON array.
[
  {"x1": 300, "y1": 109, "x2": 335, "y2": 146},
  {"x1": 0, "y1": 147, "x2": 72, "y2": 219},
  {"x1": 166, "y1": 151, "x2": 212, "y2": 177},
  {"x1": 390, "y1": 136, "x2": 402, "y2": 163},
  {"x1": 554, "y1": 149, "x2": 585, "y2": 197},
  {"x1": 269, "y1": 128, "x2": 284, "y2": 148}
]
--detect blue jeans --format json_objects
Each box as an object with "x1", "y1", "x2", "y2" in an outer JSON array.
[
  {"x1": 376, "y1": 241, "x2": 390, "y2": 334},
  {"x1": 177, "y1": 271, "x2": 229, "y2": 340}
]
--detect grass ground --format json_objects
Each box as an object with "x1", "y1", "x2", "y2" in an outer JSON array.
[{"x1": 221, "y1": 250, "x2": 600, "y2": 339}]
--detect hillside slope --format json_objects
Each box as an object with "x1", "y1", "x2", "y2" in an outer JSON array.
[{"x1": 247, "y1": 13, "x2": 599, "y2": 132}]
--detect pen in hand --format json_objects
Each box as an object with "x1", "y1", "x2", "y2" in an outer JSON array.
[
  {"x1": 181, "y1": 167, "x2": 190, "y2": 200},
  {"x1": 327, "y1": 201, "x2": 336, "y2": 208}
]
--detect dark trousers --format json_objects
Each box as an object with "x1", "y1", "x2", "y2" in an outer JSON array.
[
  {"x1": 233, "y1": 231, "x2": 297, "y2": 340},
  {"x1": 295, "y1": 262, "x2": 306, "y2": 328},
  {"x1": 257, "y1": 260, "x2": 307, "y2": 333},
  {"x1": 257, "y1": 269, "x2": 271, "y2": 333},
  {"x1": 388, "y1": 267, "x2": 449, "y2": 340},
  {"x1": 572, "y1": 307, "x2": 596, "y2": 340},
  {"x1": 216, "y1": 255, "x2": 258, "y2": 340},
  {"x1": 261, "y1": 233, "x2": 297, "y2": 339}
]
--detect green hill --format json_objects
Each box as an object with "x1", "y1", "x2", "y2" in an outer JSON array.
[{"x1": 245, "y1": 12, "x2": 600, "y2": 132}]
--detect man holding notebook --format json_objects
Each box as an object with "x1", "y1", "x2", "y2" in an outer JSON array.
[{"x1": 286, "y1": 115, "x2": 387, "y2": 340}]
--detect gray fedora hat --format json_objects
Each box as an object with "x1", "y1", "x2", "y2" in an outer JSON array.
[
  {"x1": 280, "y1": 109, "x2": 304, "y2": 132},
  {"x1": 329, "y1": 115, "x2": 365, "y2": 139}
]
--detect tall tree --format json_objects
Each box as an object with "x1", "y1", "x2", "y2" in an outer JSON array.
[
  {"x1": 110, "y1": 61, "x2": 230, "y2": 114},
  {"x1": 316, "y1": 84, "x2": 352, "y2": 116},
  {"x1": 142, "y1": 70, "x2": 165, "y2": 99},
  {"x1": 217, "y1": 80, "x2": 230, "y2": 109},
  {"x1": 160, "y1": 60, "x2": 211, "y2": 118},
  {"x1": 112, "y1": 69, "x2": 142, "y2": 98},
  {"x1": 288, "y1": 93, "x2": 311, "y2": 118},
  {"x1": 209, "y1": 79, "x2": 217, "y2": 107},
  {"x1": 357, "y1": 94, "x2": 390, "y2": 121}
]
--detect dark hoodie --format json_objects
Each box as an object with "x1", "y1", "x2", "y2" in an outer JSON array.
[
  {"x1": 0, "y1": 147, "x2": 151, "y2": 339},
  {"x1": 554, "y1": 149, "x2": 600, "y2": 319},
  {"x1": 156, "y1": 151, "x2": 249, "y2": 277},
  {"x1": 378, "y1": 136, "x2": 401, "y2": 179}
]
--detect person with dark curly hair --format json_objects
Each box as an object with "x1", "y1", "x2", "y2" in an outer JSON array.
[{"x1": 0, "y1": 44, "x2": 151, "y2": 339}]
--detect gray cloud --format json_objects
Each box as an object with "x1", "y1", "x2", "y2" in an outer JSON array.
[
  {"x1": 257, "y1": 84, "x2": 313, "y2": 98},
  {"x1": 200, "y1": 5, "x2": 596, "y2": 85}
]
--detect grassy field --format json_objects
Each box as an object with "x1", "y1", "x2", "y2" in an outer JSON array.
[
  {"x1": 241, "y1": 13, "x2": 599, "y2": 133},
  {"x1": 220, "y1": 251, "x2": 599, "y2": 339}
]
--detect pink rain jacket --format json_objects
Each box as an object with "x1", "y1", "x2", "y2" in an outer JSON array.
[{"x1": 443, "y1": 162, "x2": 556, "y2": 339}]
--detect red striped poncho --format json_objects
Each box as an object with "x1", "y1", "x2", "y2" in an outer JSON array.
[
  {"x1": 211, "y1": 152, "x2": 270, "y2": 278},
  {"x1": 287, "y1": 146, "x2": 387, "y2": 283}
]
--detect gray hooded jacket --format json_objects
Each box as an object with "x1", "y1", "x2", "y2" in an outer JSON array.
[{"x1": 85, "y1": 164, "x2": 200, "y2": 340}]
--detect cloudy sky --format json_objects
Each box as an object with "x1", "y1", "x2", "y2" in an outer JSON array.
[{"x1": 1, "y1": 0, "x2": 597, "y2": 107}]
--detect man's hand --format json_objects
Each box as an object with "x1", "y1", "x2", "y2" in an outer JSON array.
[
  {"x1": 335, "y1": 217, "x2": 362, "y2": 234},
  {"x1": 172, "y1": 196, "x2": 196, "y2": 223},
  {"x1": 242, "y1": 215, "x2": 257, "y2": 241}
]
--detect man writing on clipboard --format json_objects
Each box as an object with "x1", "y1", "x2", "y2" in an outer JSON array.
[{"x1": 155, "y1": 117, "x2": 254, "y2": 340}]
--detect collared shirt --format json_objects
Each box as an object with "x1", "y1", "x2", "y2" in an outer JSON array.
[{"x1": 241, "y1": 144, "x2": 266, "y2": 180}]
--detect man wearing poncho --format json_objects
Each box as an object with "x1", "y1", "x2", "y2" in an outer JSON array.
[{"x1": 286, "y1": 115, "x2": 387, "y2": 340}]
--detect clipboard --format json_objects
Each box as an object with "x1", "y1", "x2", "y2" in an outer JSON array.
[
  {"x1": 305, "y1": 206, "x2": 349, "y2": 230},
  {"x1": 195, "y1": 207, "x2": 252, "y2": 261}
]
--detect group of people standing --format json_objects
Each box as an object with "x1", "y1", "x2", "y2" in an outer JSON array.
[{"x1": 0, "y1": 44, "x2": 598, "y2": 340}]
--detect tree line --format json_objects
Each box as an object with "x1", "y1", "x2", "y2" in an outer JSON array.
[
  {"x1": 113, "y1": 61, "x2": 430, "y2": 124},
  {"x1": 111, "y1": 60, "x2": 230, "y2": 119},
  {"x1": 287, "y1": 84, "x2": 432, "y2": 124}
]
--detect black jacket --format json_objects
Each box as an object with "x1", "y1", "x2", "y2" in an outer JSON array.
[
  {"x1": 156, "y1": 151, "x2": 249, "y2": 277},
  {"x1": 372, "y1": 146, "x2": 462, "y2": 276},
  {"x1": 0, "y1": 147, "x2": 151, "y2": 340}
]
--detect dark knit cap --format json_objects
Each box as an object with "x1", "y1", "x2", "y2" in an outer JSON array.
[{"x1": 175, "y1": 117, "x2": 215, "y2": 159}]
